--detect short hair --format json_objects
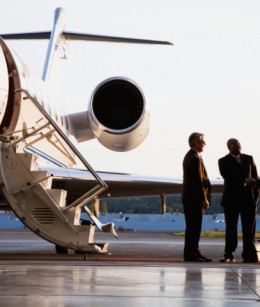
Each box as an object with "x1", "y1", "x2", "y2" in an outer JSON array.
[
  {"x1": 188, "y1": 132, "x2": 204, "y2": 147},
  {"x1": 227, "y1": 138, "x2": 240, "y2": 149},
  {"x1": 227, "y1": 138, "x2": 239, "y2": 147}
]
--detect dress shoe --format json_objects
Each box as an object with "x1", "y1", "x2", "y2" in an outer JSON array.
[
  {"x1": 200, "y1": 255, "x2": 212, "y2": 262},
  {"x1": 184, "y1": 257, "x2": 206, "y2": 262},
  {"x1": 219, "y1": 254, "x2": 235, "y2": 263}
]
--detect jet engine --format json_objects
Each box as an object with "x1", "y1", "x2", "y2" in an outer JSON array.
[{"x1": 67, "y1": 77, "x2": 150, "y2": 152}]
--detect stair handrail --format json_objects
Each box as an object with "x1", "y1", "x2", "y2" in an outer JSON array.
[{"x1": 9, "y1": 88, "x2": 108, "y2": 209}]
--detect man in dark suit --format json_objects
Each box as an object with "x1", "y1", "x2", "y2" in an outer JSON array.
[
  {"x1": 218, "y1": 138, "x2": 259, "y2": 263},
  {"x1": 182, "y1": 132, "x2": 212, "y2": 262}
]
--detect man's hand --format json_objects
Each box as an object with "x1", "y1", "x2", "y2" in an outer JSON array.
[
  {"x1": 202, "y1": 199, "x2": 209, "y2": 210},
  {"x1": 244, "y1": 178, "x2": 256, "y2": 187}
]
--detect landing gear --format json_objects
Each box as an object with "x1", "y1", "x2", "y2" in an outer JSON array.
[{"x1": 55, "y1": 244, "x2": 68, "y2": 254}]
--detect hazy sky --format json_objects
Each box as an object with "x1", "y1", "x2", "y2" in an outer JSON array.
[{"x1": 1, "y1": 0, "x2": 260, "y2": 179}]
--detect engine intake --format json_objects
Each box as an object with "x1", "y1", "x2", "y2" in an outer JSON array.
[
  {"x1": 91, "y1": 78, "x2": 144, "y2": 130},
  {"x1": 88, "y1": 77, "x2": 149, "y2": 151},
  {"x1": 67, "y1": 77, "x2": 149, "y2": 152}
]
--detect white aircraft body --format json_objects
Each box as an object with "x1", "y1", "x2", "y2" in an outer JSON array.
[{"x1": 0, "y1": 7, "x2": 222, "y2": 253}]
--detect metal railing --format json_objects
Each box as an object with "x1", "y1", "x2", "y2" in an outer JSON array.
[{"x1": 8, "y1": 88, "x2": 108, "y2": 212}]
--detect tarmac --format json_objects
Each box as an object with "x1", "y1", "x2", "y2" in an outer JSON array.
[{"x1": 0, "y1": 229, "x2": 260, "y2": 306}]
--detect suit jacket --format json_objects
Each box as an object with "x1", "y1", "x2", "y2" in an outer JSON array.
[
  {"x1": 218, "y1": 153, "x2": 259, "y2": 207},
  {"x1": 182, "y1": 149, "x2": 211, "y2": 206}
]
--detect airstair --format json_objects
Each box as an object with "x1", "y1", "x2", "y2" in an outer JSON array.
[{"x1": 0, "y1": 89, "x2": 118, "y2": 253}]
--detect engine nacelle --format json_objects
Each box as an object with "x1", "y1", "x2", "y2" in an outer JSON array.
[{"x1": 68, "y1": 78, "x2": 150, "y2": 152}]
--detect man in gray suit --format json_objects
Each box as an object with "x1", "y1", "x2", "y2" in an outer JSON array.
[
  {"x1": 182, "y1": 132, "x2": 212, "y2": 262},
  {"x1": 218, "y1": 138, "x2": 259, "y2": 263}
]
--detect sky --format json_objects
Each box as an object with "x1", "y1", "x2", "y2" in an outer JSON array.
[{"x1": 1, "y1": 0, "x2": 260, "y2": 179}]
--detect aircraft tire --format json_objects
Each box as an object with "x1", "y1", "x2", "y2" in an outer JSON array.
[{"x1": 55, "y1": 244, "x2": 68, "y2": 254}]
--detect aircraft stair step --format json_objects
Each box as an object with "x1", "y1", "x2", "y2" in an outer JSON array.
[{"x1": 0, "y1": 144, "x2": 116, "y2": 252}]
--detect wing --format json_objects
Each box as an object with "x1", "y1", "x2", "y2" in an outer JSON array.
[
  {"x1": 45, "y1": 167, "x2": 224, "y2": 202},
  {"x1": 49, "y1": 167, "x2": 183, "y2": 198},
  {"x1": 0, "y1": 166, "x2": 223, "y2": 207}
]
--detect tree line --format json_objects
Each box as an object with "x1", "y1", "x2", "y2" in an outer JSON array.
[{"x1": 98, "y1": 193, "x2": 226, "y2": 215}]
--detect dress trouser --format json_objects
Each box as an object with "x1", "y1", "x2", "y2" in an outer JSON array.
[
  {"x1": 183, "y1": 203, "x2": 203, "y2": 258},
  {"x1": 224, "y1": 203, "x2": 256, "y2": 259}
]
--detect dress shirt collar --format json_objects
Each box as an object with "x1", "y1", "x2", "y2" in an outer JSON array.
[{"x1": 230, "y1": 153, "x2": 240, "y2": 159}]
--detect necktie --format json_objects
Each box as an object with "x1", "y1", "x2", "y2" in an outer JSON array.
[{"x1": 236, "y1": 155, "x2": 241, "y2": 164}]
